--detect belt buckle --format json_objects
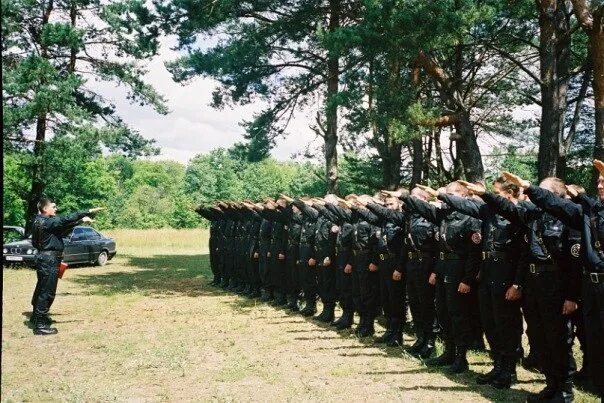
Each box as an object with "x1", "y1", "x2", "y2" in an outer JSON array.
[
  {"x1": 591, "y1": 272, "x2": 600, "y2": 284},
  {"x1": 481, "y1": 251, "x2": 486, "y2": 260},
  {"x1": 408, "y1": 252, "x2": 413, "y2": 260},
  {"x1": 439, "y1": 252, "x2": 444, "y2": 260},
  {"x1": 380, "y1": 253, "x2": 385, "y2": 261},
  {"x1": 529, "y1": 264, "x2": 536, "y2": 274}
]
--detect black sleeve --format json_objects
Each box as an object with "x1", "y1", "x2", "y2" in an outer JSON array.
[
  {"x1": 438, "y1": 194, "x2": 487, "y2": 220},
  {"x1": 524, "y1": 185, "x2": 582, "y2": 230},
  {"x1": 366, "y1": 203, "x2": 406, "y2": 226},
  {"x1": 400, "y1": 196, "x2": 444, "y2": 224},
  {"x1": 45, "y1": 211, "x2": 89, "y2": 233},
  {"x1": 481, "y1": 192, "x2": 535, "y2": 227}
]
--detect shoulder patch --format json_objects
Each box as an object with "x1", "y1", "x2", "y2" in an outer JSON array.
[
  {"x1": 570, "y1": 243, "x2": 580, "y2": 258},
  {"x1": 471, "y1": 232, "x2": 482, "y2": 244}
]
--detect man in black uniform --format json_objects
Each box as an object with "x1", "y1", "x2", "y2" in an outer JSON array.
[
  {"x1": 479, "y1": 174, "x2": 579, "y2": 402},
  {"x1": 31, "y1": 198, "x2": 103, "y2": 335},
  {"x1": 366, "y1": 192, "x2": 407, "y2": 347},
  {"x1": 326, "y1": 198, "x2": 355, "y2": 330},
  {"x1": 402, "y1": 182, "x2": 482, "y2": 373},
  {"x1": 448, "y1": 179, "x2": 525, "y2": 389},
  {"x1": 502, "y1": 167, "x2": 604, "y2": 400},
  {"x1": 292, "y1": 198, "x2": 320, "y2": 316},
  {"x1": 348, "y1": 195, "x2": 381, "y2": 337},
  {"x1": 399, "y1": 187, "x2": 438, "y2": 358},
  {"x1": 311, "y1": 196, "x2": 339, "y2": 323}
]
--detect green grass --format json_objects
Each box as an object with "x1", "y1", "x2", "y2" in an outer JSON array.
[{"x1": 1, "y1": 229, "x2": 599, "y2": 402}]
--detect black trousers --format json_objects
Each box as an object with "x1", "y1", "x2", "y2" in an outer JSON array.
[
  {"x1": 298, "y1": 245, "x2": 317, "y2": 303},
  {"x1": 352, "y1": 251, "x2": 380, "y2": 319},
  {"x1": 32, "y1": 254, "x2": 60, "y2": 320},
  {"x1": 285, "y1": 244, "x2": 299, "y2": 297},
  {"x1": 246, "y1": 250, "x2": 261, "y2": 290},
  {"x1": 269, "y1": 243, "x2": 287, "y2": 294},
  {"x1": 209, "y1": 236, "x2": 220, "y2": 282},
  {"x1": 478, "y1": 261, "x2": 522, "y2": 358},
  {"x1": 406, "y1": 256, "x2": 436, "y2": 338},
  {"x1": 435, "y1": 260, "x2": 473, "y2": 348},
  {"x1": 335, "y1": 249, "x2": 354, "y2": 311},
  {"x1": 523, "y1": 271, "x2": 576, "y2": 382},
  {"x1": 258, "y1": 242, "x2": 272, "y2": 290},
  {"x1": 378, "y1": 255, "x2": 406, "y2": 321},
  {"x1": 582, "y1": 274, "x2": 604, "y2": 398},
  {"x1": 317, "y1": 255, "x2": 337, "y2": 306}
]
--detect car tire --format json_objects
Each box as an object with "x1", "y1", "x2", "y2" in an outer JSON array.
[{"x1": 96, "y1": 250, "x2": 108, "y2": 266}]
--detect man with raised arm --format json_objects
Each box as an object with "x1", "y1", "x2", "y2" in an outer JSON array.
[
  {"x1": 474, "y1": 173, "x2": 578, "y2": 402},
  {"x1": 31, "y1": 199, "x2": 104, "y2": 335},
  {"x1": 400, "y1": 182, "x2": 482, "y2": 374}
]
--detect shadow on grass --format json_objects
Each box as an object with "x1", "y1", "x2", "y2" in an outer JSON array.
[{"x1": 69, "y1": 253, "x2": 222, "y2": 298}]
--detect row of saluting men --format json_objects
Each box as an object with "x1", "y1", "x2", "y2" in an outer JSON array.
[{"x1": 196, "y1": 163, "x2": 604, "y2": 402}]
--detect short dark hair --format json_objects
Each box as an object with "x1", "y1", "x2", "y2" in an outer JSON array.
[{"x1": 37, "y1": 198, "x2": 52, "y2": 213}]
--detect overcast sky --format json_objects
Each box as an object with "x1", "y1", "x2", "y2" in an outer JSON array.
[{"x1": 93, "y1": 37, "x2": 319, "y2": 164}]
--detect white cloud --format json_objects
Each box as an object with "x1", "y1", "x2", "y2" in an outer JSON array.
[{"x1": 90, "y1": 36, "x2": 317, "y2": 164}]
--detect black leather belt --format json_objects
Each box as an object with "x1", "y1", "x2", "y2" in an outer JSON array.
[
  {"x1": 336, "y1": 247, "x2": 350, "y2": 254},
  {"x1": 528, "y1": 263, "x2": 558, "y2": 274},
  {"x1": 583, "y1": 270, "x2": 604, "y2": 284},
  {"x1": 481, "y1": 251, "x2": 510, "y2": 261},
  {"x1": 352, "y1": 249, "x2": 369, "y2": 256},
  {"x1": 439, "y1": 252, "x2": 462, "y2": 260},
  {"x1": 407, "y1": 251, "x2": 432, "y2": 261}
]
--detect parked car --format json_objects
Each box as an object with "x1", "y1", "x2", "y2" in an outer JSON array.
[{"x1": 3, "y1": 225, "x2": 117, "y2": 267}]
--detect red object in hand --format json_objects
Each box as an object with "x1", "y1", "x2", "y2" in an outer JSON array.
[{"x1": 58, "y1": 261, "x2": 69, "y2": 279}]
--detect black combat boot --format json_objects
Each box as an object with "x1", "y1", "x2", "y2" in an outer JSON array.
[
  {"x1": 274, "y1": 292, "x2": 288, "y2": 306},
  {"x1": 249, "y1": 287, "x2": 262, "y2": 298},
  {"x1": 477, "y1": 353, "x2": 502, "y2": 385},
  {"x1": 315, "y1": 303, "x2": 335, "y2": 323},
  {"x1": 417, "y1": 336, "x2": 436, "y2": 359},
  {"x1": 386, "y1": 318, "x2": 403, "y2": 347},
  {"x1": 374, "y1": 317, "x2": 394, "y2": 343},
  {"x1": 526, "y1": 376, "x2": 558, "y2": 402},
  {"x1": 260, "y1": 289, "x2": 274, "y2": 302},
  {"x1": 357, "y1": 316, "x2": 375, "y2": 338},
  {"x1": 522, "y1": 351, "x2": 543, "y2": 373},
  {"x1": 219, "y1": 278, "x2": 230, "y2": 289},
  {"x1": 407, "y1": 335, "x2": 427, "y2": 355},
  {"x1": 490, "y1": 355, "x2": 517, "y2": 390},
  {"x1": 428, "y1": 340, "x2": 455, "y2": 366},
  {"x1": 333, "y1": 310, "x2": 354, "y2": 330},
  {"x1": 553, "y1": 376, "x2": 574, "y2": 403},
  {"x1": 32, "y1": 314, "x2": 58, "y2": 336},
  {"x1": 300, "y1": 299, "x2": 317, "y2": 317},
  {"x1": 449, "y1": 345, "x2": 469, "y2": 374},
  {"x1": 286, "y1": 295, "x2": 299, "y2": 312}
]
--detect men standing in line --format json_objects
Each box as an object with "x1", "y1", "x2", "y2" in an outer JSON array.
[{"x1": 402, "y1": 182, "x2": 482, "y2": 373}]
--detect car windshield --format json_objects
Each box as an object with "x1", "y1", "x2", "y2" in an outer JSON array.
[{"x1": 3, "y1": 227, "x2": 25, "y2": 244}]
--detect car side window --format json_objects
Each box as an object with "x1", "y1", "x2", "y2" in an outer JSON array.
[
  {"x1": 85, "y1": 228, "x2": 101, "y2": 240},
  {"x1": 70, "y1": 227, "x2": 85, "y2": 241}
]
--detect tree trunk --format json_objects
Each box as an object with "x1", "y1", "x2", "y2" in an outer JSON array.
[
  {"x1": 537, "y1": 0, "x2": 570, "y2": 181},
  {"x1": 381, "y1": 142, "x2": 402, "y2": 190},
  {"x1": 324, "y1": 0, "x2": 340, "y2": 194},
  {"x1": 591, "y1": 8, "x2": 604, "y2": 165},
  {"x1": 411, "y1": 138, "x2": 423, "y2": 187},
  {"x1": 25, "y1": 113, "x2": 47, "y2": 234},
  {"x1": 454, "y1": 113, "x2": 484, "y2": 181}
]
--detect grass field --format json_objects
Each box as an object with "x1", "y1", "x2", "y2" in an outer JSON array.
[{"x1": 1, "y1": 229, "x2": 598, "y2": 402}]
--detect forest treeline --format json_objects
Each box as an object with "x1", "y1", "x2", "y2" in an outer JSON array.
[{"x1": 3, "y1": 0, "x2": 602, "y2": 228}]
